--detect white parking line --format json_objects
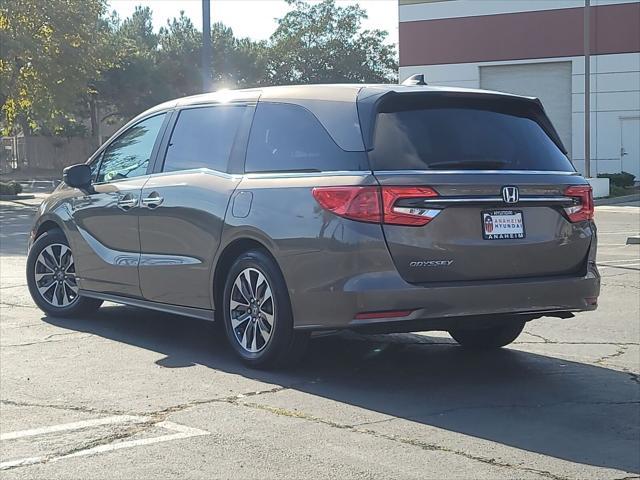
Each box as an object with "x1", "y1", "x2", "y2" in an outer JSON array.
[
  {"x1": 0, "y1": 415, "x2": 147, "y2": 441},
  {"x1": 0, "y1": 416, "x2": 209, "y2": 470},
  {"x1": 597, "y1": 258, "x2": 640, "y2": 265},
  {"x1": 61, "y1": 421, "x2": 209, "y2": 460},
  {"x1": 599, "y1": 263, "x2": 640, "y2": 268}
]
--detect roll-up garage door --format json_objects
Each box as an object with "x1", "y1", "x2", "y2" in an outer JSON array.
[{"x1": 480, "y1": 62, "x2": 572, "y2": 159}]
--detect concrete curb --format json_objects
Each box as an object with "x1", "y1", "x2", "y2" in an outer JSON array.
[
  {"x1": 595, "y1": 193, "x2": 640, "y2": 206},
  {"x1": 0, "y1": 194, "x2": 36, "y2": 201}
]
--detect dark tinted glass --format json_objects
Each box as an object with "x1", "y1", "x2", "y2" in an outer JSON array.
[
  {"x1": 97, "y1": 114, "x2": 166, "y2": 183},
  {"x1": 163, "y1": 106, "x2": 245, "y2": 173},
  {"x1": 88, "y1": 153, "x2": 102, "y2": 181},
  {"x1": 246, "y1": 103, "x2": 367, "y2": 173},
  {"x1": 369, "y1": 104, "x2": 574, "y2": 172}
]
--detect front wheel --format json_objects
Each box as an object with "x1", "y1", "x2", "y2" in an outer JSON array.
[
  {"x1": 222, "y1": 250, "x2": 308, "y2": 369},
  {"x1": 26, "y1": 229, "x2": 102, "y2": 317},
  {"x1": 449, "y1": 321, "x2": 525, "y2": 349}
]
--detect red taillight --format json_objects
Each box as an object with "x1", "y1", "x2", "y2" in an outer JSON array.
[
  {"x1": 381, "y1": 186, "x2": 439, "y2": 226},
  {"x1": 312, "y1": 187, "x2": 381, "y2": 224},
  {"x1": 585, "y1": 296, "x2": 598, "y2": 306},
  {"x1": 564, "y1": 185, "x2": 594, "y2": 222},
  {"x1": 312, "y1": 186, "x2": 440, "y2": 226}
]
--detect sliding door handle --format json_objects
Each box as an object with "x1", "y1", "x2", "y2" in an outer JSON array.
[
  {"x1": 141, "y1": 191, "x2": 164, "y2": 209},
  {"x1": 117, "y1": 194, "x2": 138, "y2": 211}
]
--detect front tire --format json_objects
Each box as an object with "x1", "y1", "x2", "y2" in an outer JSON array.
[
  {"x1": 26, "y1": 229, "x2": 102, "y2": 317},
  {"x1": 449, "y1": 321, "x2": 525, "y2": 349},
  {"x1": 222, "y1": 250, "x2": 308, "y2": 369}
]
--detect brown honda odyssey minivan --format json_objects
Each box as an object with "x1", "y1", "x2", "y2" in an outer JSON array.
[{"x1": 27, "y1": 84, "x2": 600, "y2": 368}]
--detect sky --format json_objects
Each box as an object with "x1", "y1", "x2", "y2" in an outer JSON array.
[{"x1": 108, "y1": 0, "x2": 399, "y2": 46}]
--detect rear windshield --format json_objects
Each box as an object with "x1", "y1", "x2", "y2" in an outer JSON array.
[{"x1": 368, "y1": 97, "x2": 574, "y2": 172}]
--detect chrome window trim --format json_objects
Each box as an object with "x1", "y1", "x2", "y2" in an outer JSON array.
[
  {"x1": 244, "y1": 170, "x2": 373, "y2": 179},
  {"x1": 146, "y1": 167, "x2": 242, "y2": 181},
  {"x1": 91, "y1": 111, "x2": 171, "y2": 186},
  {"x1": 419, "y1": 196, "x2": 573, "y2": 205},
  {"x1": 147, "y1": 167, "x2": 372, "y2": 180},
  {"x1": 144, "y1": 168, "x2": 579, "y2": 181},
  {"x1": 87, "y1": 110, "x2": 173, "y2": 166},
  {"x1": 375, "y1": 170, "x2": 580, "y2": 176}
]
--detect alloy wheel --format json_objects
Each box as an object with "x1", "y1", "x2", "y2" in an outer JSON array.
[
  {"x1": 34, "y1": 243, "x2": 79, "y2": 307},
  {"x1": 229, "y1": 267, "x2": 275, "y2": 353}
]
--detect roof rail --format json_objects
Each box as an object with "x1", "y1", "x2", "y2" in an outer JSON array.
[{"x1": 401, "y1": 74, "x2": 427, "y2": 86}]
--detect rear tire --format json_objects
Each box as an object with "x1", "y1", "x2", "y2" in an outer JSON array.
[
  {"x1": 449, "y1": 321, "x2": 525, "y2": 349},
  {"x1": 26, "y1": 229, "x2": 103, "y2": 317},
  {"x1": 222, "y1": 249, "x2": 308, "y2": 369}
]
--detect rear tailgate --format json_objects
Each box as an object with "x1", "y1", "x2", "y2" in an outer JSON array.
[
  {"x1": 361, "y1": 90, "x2": 594, "y2": 284},
  {"x1": 374, "y1": 172, "x2": 593, "y2": 283}
]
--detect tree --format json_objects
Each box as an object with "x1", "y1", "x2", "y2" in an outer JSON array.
[
  {"x1": 0, "y1": 0, "x2": 110, "y2": 135},
  {"x1": 119, "y1": 5, "x2": 158, "y2": 52},
  {"x1": 156, "y1": 12, "x2": 202, "y2": 99},
  {"x1": 1, "y1": 0, "x2": 400, "y2": 158},
  {"x1": 266, "y1": 0, "x2": 397, "y2": 85},
  {"x1": 95, "y1": 7, "x2": 167, "y2": 125},
  {"x1": 157, "y1": 17, "x2": 268, "y2": 97},
  {"x1": 210, "y1": 24, "x2": 268, "y2": 88}
]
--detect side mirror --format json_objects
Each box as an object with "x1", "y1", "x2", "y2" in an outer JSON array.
[{"x1": 63, "y1": 164, "x2": 92, "y2": 190}]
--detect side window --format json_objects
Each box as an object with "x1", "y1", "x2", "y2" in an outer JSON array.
[
  {"x1": 162, "y1": 105, "x2": 245, "y2": 173},
  {"x1": 245, "y1": 103, "x2": 367, "y2": 173},
  {"x1": 96, "y1": 113, "x2": 166, "y2": 183},
  {"x1": 88, "y1": 152, "x2": 102, "y2": 182}
]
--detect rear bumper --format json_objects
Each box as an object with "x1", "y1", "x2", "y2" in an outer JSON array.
[{"x1": 292, "y1": 265, "x2": 600, "y2": 331}]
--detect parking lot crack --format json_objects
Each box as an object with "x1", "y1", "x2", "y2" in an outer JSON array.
[
  {"x1": 0, "y1": 283, "x2": 28, "y2": 289},
  {"x1": 354, "y1": 428, "x2": 573, "y2": 480},
  {"x1": 230, "y1": 400, "x2": 572, "y2": 480},
  {"x1": 0, "y1": 301, "x2": 38, "y2": 309},
  {"x1": 595, "y1": 345, "x2": 629, "y2": 365},
  {"x1": 1, "y1": 333, "x2": 94, "y2": 348},
  {"x1": 523, "y1": 332, "x2": 553, "y2": 343},
  {"x1": 603, "y1": 282, "x2": 640, "y2": 290},
  {"x1": 143, "y1": 384, "x2": 297, "y2": 418},
  {"x1": 0, "y1": 421, "x2": 158, "y2": 471}
]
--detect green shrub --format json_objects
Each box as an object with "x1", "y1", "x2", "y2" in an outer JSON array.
[
  {"x1": 597, "y1": 171, "x2": 636, "y2": 188},
  {"x1": 0, "y1": 181, "x2": 22, "y2": 195},
  {"x1": 609, "y1": 184, "x2": 628, "y2": 198}
]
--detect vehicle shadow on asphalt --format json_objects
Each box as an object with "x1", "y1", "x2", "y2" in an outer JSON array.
[{"x1": 44, "y1": 305, "x2": 640, "y2": 474}]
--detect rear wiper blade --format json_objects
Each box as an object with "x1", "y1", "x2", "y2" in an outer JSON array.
[{"x1": 427, "y1": 160, "x2": 508, "y2": 169}]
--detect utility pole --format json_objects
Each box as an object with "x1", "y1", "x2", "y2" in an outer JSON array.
[
  {"x1": 202, "y1": 0, "x2": 212, "y2": 92},
  {"x1": 584, "y1": 0, "x2": 591, "y2": 177}
]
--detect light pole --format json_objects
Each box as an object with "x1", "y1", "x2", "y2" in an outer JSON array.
[
  {"x1": 584, "y1": 0, "x2": 591, "y2": 178},
  {"x1": 202, "y1": 0, "x2": 212, "y2": 92}
]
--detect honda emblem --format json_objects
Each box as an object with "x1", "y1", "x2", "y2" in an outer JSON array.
[{"x1": 502, "y1": 186, "x2": 519, "y2": 204}]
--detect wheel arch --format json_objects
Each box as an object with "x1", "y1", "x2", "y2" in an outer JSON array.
[
  {"x1": 29, "y1": 217, "x2": 66, "y2": 253},
  {"x1": 35, "y1": 219, "x2": 63, "y2": 239},
  {"x1": 212, "y1": 237, "x2": 281, "y2": 312}
]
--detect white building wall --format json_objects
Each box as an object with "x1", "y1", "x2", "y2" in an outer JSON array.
[{"x1": 399, "y1": 52, "x2": 640, "y2": 176}]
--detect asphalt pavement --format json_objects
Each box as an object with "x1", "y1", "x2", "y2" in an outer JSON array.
[{"x1": 1, "y1": 195, "x2": 638, "y2": 479}]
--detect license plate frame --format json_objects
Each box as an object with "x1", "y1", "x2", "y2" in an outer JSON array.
[{"x1": 481, "y1": 210, "x2": 526, "y2": 240}]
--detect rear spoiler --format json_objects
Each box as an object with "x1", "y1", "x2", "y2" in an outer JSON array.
[{"x1": 356, "y1": 89, "x2": 568, "y2": 155}]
